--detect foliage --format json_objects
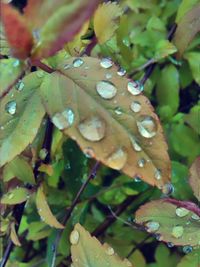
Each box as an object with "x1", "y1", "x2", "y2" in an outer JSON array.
[{"x1": 0, "y1": 0, "x2": 200, "y2": 267}]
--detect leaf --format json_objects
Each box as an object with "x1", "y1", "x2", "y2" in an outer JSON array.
[
  {"x1": 156, "y1": 64, "x2": 179, "y2": 116},
  {"x1": 0, "y1": 72, "x2": 45, "y2": 167},
  {"x1": 27, "y1": 221, "x2": 51, "y2": 241},
  {"x1": 3, "y1": 156, "x2": 35, "y2": 184},
  {"x1": 70, "y1": 223, "x2": 134, "y2": 267},
  {"x1": 135, "y1": 199, "x2": 200, "y2": 247},
  {"x1": 177, "y1": 248, "x2": 200, "y2": 267},
  {"x1": 173, "y1": 3, "x2": 200, "y2": 56},
  {"x1": 1, "y1": 187, "x2": 29, "y2": 205},
  {"x1": 10, "y1": 222, "x2": 21, "y2": 246},
  {"x1": 189, "y1": 157, "x2": 200, "y2": 201},
  {"x1": 38, "y1": 164, "x2": 54, "y2": 176},
  {"x1": 184, "y1": 52, "x2": 200, "y2": 85},
  {"x1": 39, "y1": 57, "x2": 171, "y2": 188},
  {"x1": 0, "y1": 3, "x2": 33, "y2": 59},
  {"x1": 0, "y1": 58, "x2": 25, "y2": 98},
  {"x1": 154, "y1": 40, "x2": 177, "y2": 60},
  {"x1": 176, "y1": 0, "x2": 199, "y2": 23},
  {"x1": 0, "y1": 22, "x2": 10, "y2": 56},
  {"x1": 35, "y1": 184, "x2": 64, "y2": 229},
  {"x1": 25, "y1": 0, "x2": 100, "y2": 59},
  {"x1": 184, "y1": 105, "x2": 200, "y2": 134},
  {"x1": 93, "y1": 2, "x2": 123, "y2": 44}
]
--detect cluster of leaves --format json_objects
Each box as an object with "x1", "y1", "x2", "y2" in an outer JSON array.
[{"x1": 0, "y1": 0, "x2": 200, "y2": 266}]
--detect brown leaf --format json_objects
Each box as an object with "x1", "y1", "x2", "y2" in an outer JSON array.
[
  {"x1": 0, "y1": 3, "x2": 33, "y2": 59},
  {"x1": 173, "y1": 3, "x2": 200, "y2": 57},
  {"x1": 189, "y1": 156, "x2": 200, "y2": 201},
  {"x1": 39, "y1": 57, "x2": 171, "y2": 188}
]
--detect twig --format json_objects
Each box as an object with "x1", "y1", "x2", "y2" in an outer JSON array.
[
  {"x1": 127, "y1": 235, "x2": 152, "y2": 258},
  {"x1": 30, "y1": 59, "x2": 54, "y2": 74}
]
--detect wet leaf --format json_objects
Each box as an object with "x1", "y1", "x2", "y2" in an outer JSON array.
[
  {"x1": 35, "y1": 184, "x2": 64, "y2": 229},
  {"x1": 135, "y1": 199, "x2": 200, "y2": 247},
  {"x1": 184, "y1": 105, "x2": 200, "y2": 135},
  {"x1": 173, "y1": 3, "x2": 200, "y2": 56},
  {"x1": 1, "y1": 187, "x2": 29, "y2": 205},
  {"x1": 25, "y1": 0, "x2": 100, "y2": 59},
  {"x1": 189, "y1": 157, "x2": 200, "y2": 201},
  {"x1": 0, "y1": 3, "x2": 33, "y2": 59},
  {"x1": 39, "y1": 57, "x2": 171, "y2": 188},
  {"x1": 184, "y1": 52, "x2": 200, "y2": 85},
  {"x1": 10, "y1": 222, "x2": 21, "y2": 246},
  {"x1": 0, "y1": 58, "x2": 24, "y2": 98},
  {"x1": 94, "y1": 2, "x2": 123, "y2": 44},
  {"x1": 70, "y1": 223, "x2": 134, "y2": 267},
  {"x1": 0, "y1": 72, "x2": 45, "y2": 167},
  {"x1": 3, "y1": 156, "x2": 35, "y2": 184}
]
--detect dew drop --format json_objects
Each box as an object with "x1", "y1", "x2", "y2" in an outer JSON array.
[
  {"x1": 176, "y1": 207, "x2": 190, "y2": 217},
  {"x1": 136, "y1": 116, "x2": 157, "y2": 138},
  {"x1": 138, "y1": 158, "x2": 145, "y2": 168},
  {"x1": 16, "y1": 80, "x2": 24, "y2": 91},
  {"x1": 8, "y1": 192, "x2": 14, "y2": 199},
  {"x1": 130, "y1": 137, "x2": 142, "y2": 152},
  {"x1": 183, "y1": 245, "x2": 193, "y2": 254},
  {"x1": 64, "y1": 64, "x2": 72, "y2": 70},
  {"x1": 5, "y1": 101, "x2": 17, "y2": 115},
  {"x1": 78, "y1": 116, "x2": 106, "y2": 141},
  {"x1": 105, "y1": 73, "x2": 112, "y2": 79},
  {"x1": 52, "y1": 108, "x2": 74, "y2": 130},
  {"x1": 73, "y1": 58, "x2": 84, "y2": 67},
  {"x1": 70, "y1": 230, "x2": 79, "y2": 245},
  {"x1": 127, "y1": 81, "x2": 144, "y2": 95},
  {"x1": 13, "y1": 60, "x2": 20, "y2": 67},
  {"x1": 117, "y1": 67, "x2": 126, "y2": 77},
  {"x1": 146, "y1": 221, "x2": 160, "y2": 232},
  {"x1": 100, "y1": 58, "x2": 113, "y2": 69},
  {"x1": 106, "y1": 247, "x2": 115, "y2": 256},
  {"x1": 114, "y1": 107, "x2": 123, "y2": 115},
  {"x1": 167, "y1": 242, "x2": 174, "y2": 248},
  {"x1": 130, "y1": 101, "x2": 141, "y2": 113},
  {"x1": 134, "y1": 176, "x2": 141, "y2": 182},
  {"x1": 155, "y1": 169, "x2": 162, "y2": 180},
  {"x1": 171, "y1": 225, "x2": 184, "y2": 238},
  {"x1": 162, "y1": 183, "x2": 174, "y2": 195},
  {"x1": 96, "y1": 80, "x2": 117, "y2": 99},
  {"x1": 107, "y1": 148, "x2": 127, "y2": 170},
  {"x1": 83, "y1": 147, "x2": 95, "y2": 158},
  {"x1": 155, "y1": 233, "x2": 163, "y2": 241},
  {"x1": 191, "y1": 213, "x2": 200, "y2": 220}
]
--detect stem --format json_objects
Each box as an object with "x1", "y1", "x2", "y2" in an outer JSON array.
[
  {"x1": 127, "y1": 235, "x2": 152, "y2": 258},
  {"x1": 30, "y1": 60, "x2": 54, "y2": 73}
]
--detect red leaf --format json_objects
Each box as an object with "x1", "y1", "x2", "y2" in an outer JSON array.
[{"x1": 1, "y1": 3, "x2": 33, "y2": 59}]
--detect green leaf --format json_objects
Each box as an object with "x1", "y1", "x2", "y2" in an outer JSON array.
[
  {"x1": 3, "y1": 156, "x2": 35, "y2": 184},
  {"x1": 177, "y1": 248, "x2": 200, "y2": 267},
  {"x1": 176, "y1": 0, "x2": 199, "y2": 23},
  {"x1": 39, "y1": 57, "x2": 171, "y2": 188},
  {"x1": 156, "y1": 65, "x2": 179, "y2": 116},
  {"x1": 184, "y1": 105, "x2": 200, "y2": 135},
  {"x1": 189, "y1": 157, "x2": 200, "y2": 201},
  {"x1": 184, "y1": 52, "x2": 200, "y2": 85},
  {"x1": 0, "y1": 58, "x2": 25, "y2": 98},
  {"x1": 135, "y1": 199, "x2": 200, "y2": 246},
  {"x1": 0, "y1": 72, "x2": 45, "y2": 167},
  {"x1": 154, "y1": 40, "x2": 177, "y2": 60},
  {"x1": 1, "y1": 187, "x2": 29, "y2": 204},
  {"x1": 27, "y1": 221, "x2": 51, "y2": 241},
  {"x1": 70, "y1": 223, "x2": 134, "y2": 267},
  {"x1": 35, "y1": 184, "x2": 64, "y2": 229}
]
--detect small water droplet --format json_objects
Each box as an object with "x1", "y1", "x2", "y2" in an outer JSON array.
[
  {"x1": 13, "y1": 60, "x2": 20, "y2": 67},
  {"x1": 191, "y1": 213, "x2": 200, "y2": 220},
  {"x1": 39, "y1": 148, "x2": 48, "y2": 160},
  {"x1": 146, "y1": 221, "x2": 160, "y2": 232},
  {"x1": 70, "y1": 230, "x2": 79, "y2": 245},
  {"x1": 172, "y1": 225, "x2": 184, "y2": 238},
  {"x1": 136, "y1": 116, "x2": 157, "y2": 138},
  {"x1": 73, "y1": 58, "x2": 84, "y2": 67},
  {"x1": 130, "y1": 136, "x2": 142, "y2": 152},
  {"x1": 106, "y1": 247, "x2": 115, "y2": 256},
  {"x1": 167, "y1": 242, "x2": 174, "y2": 248},
  {"x1": 127, "y1": 81, "x2": 144, "y2": 95},
  {"x1": 105, "y1": 73, "x2": 112, "y2": 79},
  {"x1": 8, "y1": 192, "x2": 14, "y2": 199},
  {"x1": 183, "y1": 245, "x2": 193, "y2": 254},
  {"x1": 130, "y1": 101, "x2": 141, "y2": 113},
  {"x1": 114, "y1": 107, "x2": 123, "y2": 115},
  {"x1": 16, "y1": 80, "x2": 24, "y2": 91},
  {"x1": 155, "y1": 233, "x2": 163, "y2": 241},
  {"x1": 134, "y1": 176, "x2": 141, "y2": 182},
  {"x1": 52, "y1": 108, "x2": 74, "y2": 130},
  {"x1": 176, "y1": 207, "x2": 190, "y2": 217},
  {"x1": 100, "y1": 58, "x2": 113, "y2": 69},
  {"x1": 155, "y1": 169, "x2": 162, "y2": 180},
  {"x1": 83, "y1": 147, "x2": 95, "y2": 158},
  {"x1": 138, "y1": 158, "x2": 145, "y2": 168},
  {"x1": 33, "y1": 29, "x2": 40, "y2": 41},
  {"x1": 5, "y1": 101, "x2": 17, "y2": 115},
  {"x1": 117, "y1": 67, "x2": 126, "y2": 76},
  {"x1": 162, "y1": 183, "x2": 174, "y2": 195},
  {"x1": 78, "y1": 116, "x2": 106, "y2": 141},
  {"x1": 96, "y1": 80, "x2": 117, "y2": 99},
  {"x1": 107, "y1": 148, "x2": 127, "y2": 170},
  {"x1": 64, "y1": 64, "x2": 72, "y2": 70}
]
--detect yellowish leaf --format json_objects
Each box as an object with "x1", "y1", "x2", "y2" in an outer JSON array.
[
  {"x1": 10, "y1": 222, "x2": 21, "y2": 246},
  {"x1": 38, "y1": 163, "x2": 54, "y2": 176}
]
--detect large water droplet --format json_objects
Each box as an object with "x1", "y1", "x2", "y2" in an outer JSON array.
[
  {"x1": 107, "y1": 148, "x2": 127, "y2": 170},
  {"x1": 183, "y1": 245, "x2": 193, "y2": 254},
  {"x1": 100, "y1": 58, "x2": 113, "y2": 69},
  {"x1": 5, "y1": 101, "x2": 17, "y2": 115},
  {"x1": 73, "y1": 58, "x2": 84, "y2": 67},
  {"x1": 176, "y1": 207, "x2": 190, "y2": 217},
  {"x1": 52, "y1": 108, "x2": 74, "y2": 130},
  {"x1": 16, "y1": 80, "x2": 24, "y2": 91},
  {"x1": 130, "y1": 136, "x2": 142, "y2": 152},
  {"x1": 127, "y1": 81, "x2": 144, "y2": 95},
  {"x1": 70, "y1": 230, "x2": 79, "y2": 245},
  {"x1": 117, "y1": 67, "x2": 126, "y2": 77},
  {"x1": 191, "y1": 213, "x2": 200, "y2": 220},
  {"x1": 171, "y1": 225, "x2": 184, "y2": 238},
  {"x1": 146, "y1": 221, "x2": 160, "y2": 232},
  {"x1": 138, "y1": 158, "x2": 145, "y2": 168},
  {"x1": 96, "y1": 80, "x2": 117, "y2": 99},
  {"x1": 162, "y1": 183, "x2": 174, "y2": 195},
  {"x1": 155, "y1": 169, "x2": 162, "y2": 180},
  {"x1": 106, "y1": 247, "x2": 115, "y2": 256},
  {"x1": 78, "y1": 116, "x2": 106, "y2": 141},
  {"x1": 136, "y1": 116, "x2": 157, "y2": 138},
  {"x1": 130, "y1": 101, "x2": 141, "y2": 113}
]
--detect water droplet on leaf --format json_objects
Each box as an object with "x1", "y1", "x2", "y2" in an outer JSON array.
[
  {"x1": 162, "y1": 183, "x2": 174, "y2": 195},
  {"x1": 100, "y1": 58, "x2": 113, "y2": 69},
  {"x1": 172, "y1": 225, "x2": 184, "y2": 238},
  {"x1": 105, "y1": 73, "x2": 112, "y2": 79},
  {"x1": 134, "y1": 176, "x2": 141, "y2": 182},
  {"x1": 191, "y1": 213, "x2": 200, "y2": 220},
  {"x1": 146, "y1": 221, "x2": 160, "y2": 232},
  {"x1": 16, "y1": 80, "x2": 24, "y2": 91},
  {"x1": 138, "y1": 158, "x2": 145, "y2": 168},
  {"x1": 64, "y1": 64, "x2": 72, "y2": 70},
  {"x1": 130, "y1": 101, "x2": 141, "y2": 113},
  {"x1": 127, "y1": 81, "x2": 144, "y2": 95},
  {"x1": 78, "y1": 116, "x2": 106, "y2": 141},
  {"x1": 96, "y1": 80, "x2": 117, "y2": 99},
  {"x1": 5, "y1": 101, "x2": 17, "y2": 115},
  {"x1": 70, "y1": 230, "x2": 79, "y2": 245},
  {"x1": 8, "y1": 192, "x2": 14, "y2": 199},
  {"x1": 167, "y1": 242, "x2": 174, "y2": 248},
  {"x1": 52, "y1": 108, "x2": 74, "y2": 130},
  {"x1": 106, "y1": 247, "x2": 115, "y2": 256},
  {"x1": 117, "y1": 67, "x2": 126, "y2": 76},
  {"x1": 83, "y1": 147, "x2": 95, "y2": 158},
  {"x1": 107, "y1": 148, "x2": 127, "y2": 170},
  {"x1": 130, "y1": 137, "x2": 142, "y2": 152},
  {"x1": 136, "y1": 116, "x2": 157, "y2": 138},
  {"x1": 155, "y1": 169, "x2": 162, "y2": 180},
  {"x1": 73, "y1": 58, "x2": 84, "y2": 67},
  {"x1": 176, "y1": 207, "x2": 190, "y2": 217},
  {"x1": 114, "y1": 107, "x2": 123, "y2": 115},
  {"x1": 183, "y1": 245, "x2": 193, "y2": 254},
  {"x1": 13, "y1": 60, "x2": 20, "y2": 67}
]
